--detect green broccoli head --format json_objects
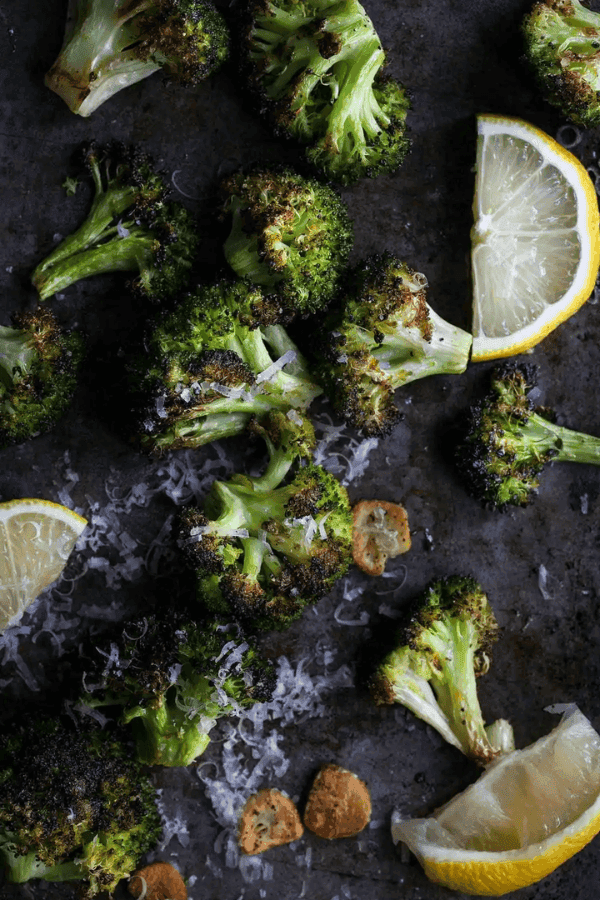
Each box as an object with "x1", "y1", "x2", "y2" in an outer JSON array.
[
  {"x1": 370, "y1": 575, "x2": 514, "y2": 767},
  {"x1": 174, "y1": 410, "x2": 353, "y2": 630},
  {"x1": 32, "y1": 141, "x2": 199, "y2": 303},
  {"x1": 128, "y1": 278, "x2": 323, "y2": 453},
  {"x1": 0, "y1": 306, "x2": 85, "y2": 448},
  {"x1": 218, "y1": 167, "x2": 354, "y2": 316},
  {"x1": 79, "y1": 611, "x2": 276, "y2": 767},
  {"x1": 45, "y1": 0, "x2": 230, "y2": 117},
  {"x1": 522, "y1": 0, "x2": 600, "y2": 126},
  {"x1": 316, "y1": 252, "x2": 472, "y2": 437},
  {"x1": 0, "y1": 717, "x2": 161, "y2": 897},
  {"x1": 243, "y1": 0, "x2": 411, "y2": 184},
  {"x1": 455, "y1": 362, "x2": 600, "y2": 509}
]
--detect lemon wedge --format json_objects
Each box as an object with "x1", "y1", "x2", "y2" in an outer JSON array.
[
  {"x1": 471, "y1": 114, "x2": 600, "y2": 361},
  {"x1": 392, "y1": 706, "x2": 600, "y2": 895},
  {"x1": 0, "y1": 498, "x2": 87, "y2": 633}
]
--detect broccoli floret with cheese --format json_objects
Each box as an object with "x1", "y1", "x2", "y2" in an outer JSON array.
[
  {"x1": 0, "y1": 717, "x2": 161, "y2": 897},
  {"x1": 46, "y1": 0, "x2": 230, "y2": 117},
  {"x1": 78, "y1": 611, "x2": 276, "y2": 767},
  {"x1": 316, "y1": 253, "x2": 472, "y2": 437},
  {"x1": 32, "y1": 141, "x2": 199, "y2": 303},
  {"x1": 522, "y1": 0, "x2": 600, "y2": 127},
  {"x1": 218, "y1": 167, "x2": 353, "y2": 317},
  {"x1": 242, "y1": 0, "x2": 411, "y2": 184},
  {"x1": 175, "y1": 411, "x2": 353, "y2": 630},
  {"x1": 370, "y1": 575, "x2": 514, "y2": 767}
]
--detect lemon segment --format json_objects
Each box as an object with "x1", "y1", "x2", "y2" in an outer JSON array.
[
  {"x1": 0, "y1": 498, "x2": 88, "y2": 633},
  {"x1": 392, "y1": 707, "x2": 600, "y2": 895},
  {"x1": 471, "y1": 114, "x2": 600, "y2": 361}
]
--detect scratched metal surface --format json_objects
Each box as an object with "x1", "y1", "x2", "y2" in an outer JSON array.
[{"x1": 1, "y1": 1, "x2": 600, "y2": 899}]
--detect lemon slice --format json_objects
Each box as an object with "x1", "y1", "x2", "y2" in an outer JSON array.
[
  {"x1": 0, "y1": 498, "x2": 87, "y2": 633},
  {"x1": 392, "y1": 706, "x2": 600, "y2": 895},
  {"x1": 471, "y1": 114, "x2": 600, "y2": 361}
]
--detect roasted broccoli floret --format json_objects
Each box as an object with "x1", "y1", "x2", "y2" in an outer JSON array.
[
  {"x1": 32, "y1": 141, "x2": 199, "y2": 302},
  {"x1": 455, "y1": 361, "x2": 600, "y2": 509},
  {"x1": 242, "y1": 0, "x2": 411, "y2": 184},
  {"x1": 0, "y1": 717, "x2": 161, "y2": 897},
  {"x1": 522, "y1": 0, "x2": 600, "y2": 127},
  {"x1": 315, "y1": 253, "x2": 473, "y2": 437},
  {"x1": 219, "y1": 167, "x2": 353, "y2": 316},
  {"x1": 369, "y1": 575, "x2": 514, "y2": 767},
  {"x1": 46, "y1": 0, "x2": 230, "y2": 117},
  {"x1": 78, "y1": 611, "x2": 276, "y2": 767},
  {"x1": 175, "y1": 411, "x2": 353, "y2": 630},
  {"x1": 128, "y1": 278, "x2": 323, "y2": 453},
  {"x1": 0, "y1": 306, "x2": 84, "y2": 448}
]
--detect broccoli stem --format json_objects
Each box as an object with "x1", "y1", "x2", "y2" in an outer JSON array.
[
  {"x1": 32, "y1": 231, "x2": 158, "y2": 300},
  {"x1": 324, "y1": 38, "x2": 386, "y2": 151},
  {"x1": 1, "y1": 846, "x2": 85, "y2": 884},
  {"x1": 125, "y1": 698, "x2": 213, "y2": 767},
  {"x1": 147, "y1": 411, "x2": 255, "y2": 452},
  {"x1": 0, "y1": 327, "x2": 36, "y2": 391},
  {"x1": 525, "y1": 411, "x2": 600, "y2": 465},
  {"x1": 223, "y1": 207, "x2": 285, "y2": 286}
]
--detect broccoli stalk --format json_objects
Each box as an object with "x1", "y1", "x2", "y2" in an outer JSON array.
[
  {"x1": 522, "y1": 0, "x2": 600, "y2": 127},
  {"x1": 78, "y1": 612, "x2": 276, "y2": 767},
  {"x1": 0, "y1": 307, "x2": 84, "y2": 448},
  {"x1": 243, "y1": 0, "x2": 411, "y2": 184},
  {"x1": 315, "y1": 253, "x2": 472, "y2": 437},
  {"x1": 455, "y1": 361, "x2": 600, "y2": 509},
  {"x1": 175, "y1": 411, "x2": 353, "y2": 630},
  {"x1": 370, "y1": 576, "x2": 514, "y2": 767},
  {"x1": 46, "y1": 0, "x2": 230, "y2": 117},
  {"x1": 219, "y1": 167, "x2": 353, "y2": 317},
  {"x1": 0, "y1": 718, "x2": 161, "y2": 897},
  {"x1": 128, "y1": 278, "x2": 323, "y2": 453},
  {"x1": 32, "y1": 141, "x2": 199, "y2": 303}
]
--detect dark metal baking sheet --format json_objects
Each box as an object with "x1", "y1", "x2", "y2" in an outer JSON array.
[{"x1": 1, "y1": 1, "x2": 600, "y2": 898}]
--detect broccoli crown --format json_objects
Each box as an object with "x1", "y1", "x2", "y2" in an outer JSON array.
[
  {"x1": 32, "y1": 141, "x2": 199, "y2": 303},
  {"x1": 0, "y1": 718, "x2": 161, "y2": 897},
  {"x1": 174, "y1": 411, "x2": 353, "y2": 630},
  {"x1": 370, "y1": 575, "x2": 511, "y2": 766},
  {"x1": 79, "y1": 611, "x2": 276, "y2": 767},
  {"x1": 219, "y1": 167, "x2": 354, "y2": 316},
  {"x1": 522, "y1": 0, "x2": 600, "y2": 127},
  {"x1": 0, "y1": 307, "x2": 85, "y2": 448},
  {"x1": 243, "y1": 0, "x2": 411, "y2": 184},
  {"x1": 128, "y1": 278, "x2": 323, "y2": 453},
  {"x1": 315, "y1": 253, "x2": 472, "y2": 437},
  {"x1": 455, "y1": 362, "x2": 600, "y2": 509},
  {"x1": 45, "y1": 0, "x2": 230, "y2": 117}
]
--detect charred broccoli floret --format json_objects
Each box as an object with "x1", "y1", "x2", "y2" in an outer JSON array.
[
  {"x1": 46, "y1": 0, "x2": 230, "y2": 117},
  {"x1": 455, "y1": 361, "x2": 600, "y2": 509},
  {"x1": 175, "y1": 411, "x2": 353, "y2": 630},
  {"x1": 218, "y1": 167, "x2": 353, "y2": 317},
  {"x1": 128, "y1": 278, "x2": 322, "y2": 453},
  {"x1": 315, "y1": 253, "x2": 472, "y2": 437},
  {"x1": 0, "y1": 717, "x2": 161, "y2": 897},
  {"x1": 32, "y1": 141, "x2": 199, "y2": 302},
  {"x1": 242, "y1": 0, "x2": 411, "y2": 184},
  {"x1": 78, "y1": 611, "x2": 276, "y2": 767},
  {"x1": 522, "y1": 0, "x2": 600, "y2": 127},
  {"x1": 369, "y1": 575, "x2": 514, "y2": 767},
  {"x1": 0, "y1": 306, "x2": 84, "y2": 448}
]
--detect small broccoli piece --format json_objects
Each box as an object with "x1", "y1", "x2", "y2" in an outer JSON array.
[
  {"x1": 0, "y1": 717, "x2": 161, "y2": 897},
  {"x1": 369, "y1": 575, "x2": 514, "y2": 767},
  {"x1": 32, "y1": 141, "x2": 199, "y2": 302},
  {"x1": 78, "y1": 611, "x2": 276, "y2": 767},
  {"x1": 522, "y1": 0, "x2": 600, "y2": 127},
  {"x1": 46, "y1": 0, "x2": 230, "y2": 117},
  {"x1": 219, "y1": 167, "x2": 353, "y2": 317},
  {"x1": 128, "y1": 277, "x2": 323, "y2": 453},
  {"x1": 455, "y1": 361, "x2": 600, "y2": 509},
  {"x1": 0, "y1": 306, "x2": 84, "y2": 448},
  {"x1": 242, "y1": 0, "x2": 411, "y2": 185},
  {"x1": 174, "y1": 410, "x2": 353, "y2": 630},
  {"x1": 315, "y1": 253, "x2": 473, "y2": 437}
]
